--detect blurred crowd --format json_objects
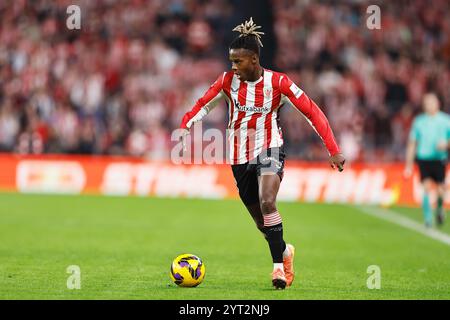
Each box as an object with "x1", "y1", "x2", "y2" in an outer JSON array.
[
  {"x1": 0, "y1": 0, "x2": 449, "y2": 162},
  {"x1": 274, "y1": 0, "x2": 450, "y2": 161}
]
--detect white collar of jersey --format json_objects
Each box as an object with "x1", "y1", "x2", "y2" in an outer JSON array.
[{"x1": 243, "y1": 70, "x2": 264, "y2": 85}]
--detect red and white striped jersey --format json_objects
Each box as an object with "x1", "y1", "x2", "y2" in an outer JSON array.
[{"x1": 181, "y1": 68, "x2": 340, "y2": 165}]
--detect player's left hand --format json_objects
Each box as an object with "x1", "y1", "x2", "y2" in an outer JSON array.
[
  {"x1": 403, "y1": 164, "x2": 413, "y2": 178},
  {"x1": 437, "y1": 141, "x2": 447, "y2": 151},
  {"x1": 329, "y1": 153, "x2": 345, "y2": 172}
]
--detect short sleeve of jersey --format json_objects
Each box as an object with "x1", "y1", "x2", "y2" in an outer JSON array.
[
  {"x1": 409, "y1": 118, "x2": 419, "y2": 141},
  {"x1": 447, "y1": 116, "x2": 450, "y2": 140}
]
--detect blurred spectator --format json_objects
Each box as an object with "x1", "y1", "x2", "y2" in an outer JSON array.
[
  {"x1": 273, "y1": 0, "x2": 450, "y2": 162},
  {"x1": 0, "y1": 99, "x2": 20, "y2": 151}
]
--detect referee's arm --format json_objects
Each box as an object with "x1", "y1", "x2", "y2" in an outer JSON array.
[
  {"x1": 404, "y1": 119, "x2": 418, "y2": 178},
  {"x1": 404, "y1": 139, "x2": 416, "y2": 178}
]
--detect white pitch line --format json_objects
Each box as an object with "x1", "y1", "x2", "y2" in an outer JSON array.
[{"x1": 355, "y1": 205, "x2": 450, "y2": 247}]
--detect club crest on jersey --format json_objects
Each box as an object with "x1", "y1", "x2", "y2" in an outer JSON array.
[{"x1": 264, "y1": 88, "x2": 272, "y2": 98}]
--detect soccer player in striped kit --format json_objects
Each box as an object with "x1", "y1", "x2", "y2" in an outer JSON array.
[{"x1": 180, "y1": 18, "x2": 345, "y2": 289}]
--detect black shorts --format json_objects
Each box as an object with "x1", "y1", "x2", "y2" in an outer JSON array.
[
  {"x1": 231, "y1": 147, "x2": 286, "y2": 207},
  {"x1": 416, "y1": 159, "x2": 447, "y2": 183}
]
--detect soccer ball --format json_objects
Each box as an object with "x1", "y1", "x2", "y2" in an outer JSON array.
[{"x1": 170, "y1": 253, "x2": 205, "y2": 287}]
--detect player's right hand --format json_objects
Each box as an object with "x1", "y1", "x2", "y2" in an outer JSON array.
[{"x1": 180, "y1": 129, "x2": 190, "y2": 153}]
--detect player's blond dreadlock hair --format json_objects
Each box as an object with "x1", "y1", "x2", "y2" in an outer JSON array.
[
  {"x1": 230, "y1": 17, "x2": 264, "y2": 55},
  {"x1": 232, "y1": 17, "x2": 265, "y2": 47}
]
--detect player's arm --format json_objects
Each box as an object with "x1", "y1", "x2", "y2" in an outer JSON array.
[
  {"x1": 443, "y1": 116, "x2": 450, "y2": 151},
  {"x1": 404, "y1": 140, "x2": 416, "y2": 177},
  {"x1": 280, "y1": 75, "x2": 345, "y2": 171},
  {"x1": 179, "y1": 73, "x2": 226, "y2": 150},
  {"x1": 404, "y1": 119, "x2": 418, "y2": 178},
  {"x1": 180, "y1": 73, "x2": 225, "y2": 130}
]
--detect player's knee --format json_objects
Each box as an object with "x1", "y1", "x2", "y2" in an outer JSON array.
[
  {"x1": 423, "y1": 184, "x2": 433, "y2": 193},
  {"x1": 260, "y1": 197, "x2": 277, "y2": 214},
  {"x1": 437, "y1": 184, "x2": 446, "y2": 194},
  {"x1": 422, "y1": 179, "x2": 433, "y2": 192}
]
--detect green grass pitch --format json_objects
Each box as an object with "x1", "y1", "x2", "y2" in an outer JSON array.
[{"x1": 0, "y1": 192, "x2": 449, "y2": 299}]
